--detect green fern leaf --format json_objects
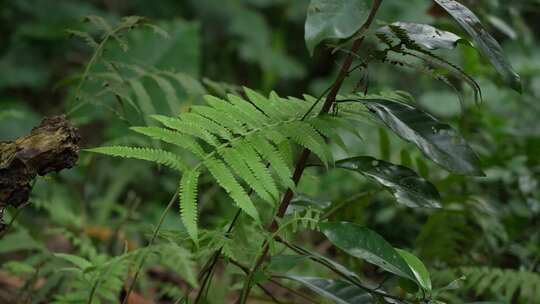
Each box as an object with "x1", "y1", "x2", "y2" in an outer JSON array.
[
  {"x1": 179, "y1": 169, "x2": 200, "y2": 243},
  {"x1": 244, "y1": 87, "x2": 287, "y2": 119},
  {"x1": 283, "y1": 121, "x2": 333, "y2": 165},
  {"x1": 204, "y1": 157, "x2": 260, "y2": 223},
  {"x1": 190, "y1": 104, "x2": 246, "y2": 135},
  {"x1": 148, "y1": 74, "x2": 181, "y2": 115},
  {"x1": 130, "y1": 79, "x2": 157, "y2": 125},
  {"x1": 86, "y1": 146, "x2": 187, "y2": 171},
  {"x1": 130, "y1": 126, "x2": 206, "y2": 157},
  {"x1": 219, "y1": 147, "x2": 274, "y2": 204},
  {"x1": 225, "y1": 94, "x2": 270, "y2": 127},
  {"x1": 247, "y1": 135, "x2": 296, "y2": 191},
  {"x1": 181, "y1": 112, "x2": 233, "y2": 140},
  {"x1": 232, "y1": 142, "x2": 279, "y2": 201},
  {"x1": 151, "y1": 114, "x2": 220, "y2": 146},
  {"x1": 203, "y1": 95, "x2": 255, "y2": 128}
]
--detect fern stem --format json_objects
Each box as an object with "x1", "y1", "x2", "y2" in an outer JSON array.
[
  {"x1": 188, "y1": 208, "x2": 243, "y2": 304},
  {"x1": 121, "y1": 192, "x2": 178, "y2": 304},
  {"x1": 238, "y1": 1, "x2": 383, "y2": 302},
  {"x1": 228, "y1": 258, "x2": 319, "y2": 304}
]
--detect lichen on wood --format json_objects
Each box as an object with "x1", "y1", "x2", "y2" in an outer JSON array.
[{"x1": 0, "y1": 115, "x2": 80, "y2": 232}]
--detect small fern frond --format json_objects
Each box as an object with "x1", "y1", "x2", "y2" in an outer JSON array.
[
  {"x1": 89, "y1": 89, "x2": 355, "y2": 242},
  {"x1": 233, "y1": 142, "x2": 279, "y2": 201},
  {"x1": 130, "y1": 126, "x2": 206, "y2": 157},
  {"x1": 181, "y1": 112, "x2": 234, "y2": 141},
  {"x1": 461, "y1": 267, "x2": 540, "y2": 302},
  {"x1": 190, "y1": 105, "x2": 246, "y2": 135},
  {"x1": 180, "y1": 169, "x2": 201, "y2": 243},
  {"x1": 219, "y1": 147, "x2": 275, "y2": 204},
  {"x1": 226, "y1": 94, "x2": 271, "y2": 126},
  {"x1": 148, "y1": 74, "x2": 182, "y2": 115},
  {"x1": 244, "y1": 87, "x2": 288, "y2": 119},
  {"x1": 151, "y1": 114, "x2": 220, "y2": 147},
  {"x1": 204, "y1": 157, "x2": 260, "y2": 223},
  {"x1": 130, "y1": 79, "x2": 157, "y2": 125},
  {"x1": 283, "y1": 121, "x2": 333, "y2": 166},
  {"x1": 247, "y1": 136, "x2": 296, "y2": 191},
  {"x1": 309, "y1": 118, "x2": 349, "y2": 153},
  {"x1": 86, "y1": 146, "x2": 187, "y2": 171}
]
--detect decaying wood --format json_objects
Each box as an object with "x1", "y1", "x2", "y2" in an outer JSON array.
[{"x1": 0, "y1": 115, "x2": 80, "y2": 232}]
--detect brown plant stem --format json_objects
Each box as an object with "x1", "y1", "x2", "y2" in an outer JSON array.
[{"x1": 239, "y1": 1, "x2": 383, "y2": 302}]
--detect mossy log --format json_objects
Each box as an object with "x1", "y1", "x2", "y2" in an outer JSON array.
[{"x1": 0, "y1": 116, "x2": 80, "y2": 231}]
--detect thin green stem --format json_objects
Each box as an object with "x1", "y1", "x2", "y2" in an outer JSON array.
[
  {"x1": 121, "y1": 192, "x2": 178, "y2": 304},
  {"x1": 276, "y1": 239, "x2": 412, "y2": 303},
  {"x1": 238, "y1": 1, "x2": 383, "y2": 302},
  {"x1": 0, "y1": 206, "x2": 24, "y2": 239}
]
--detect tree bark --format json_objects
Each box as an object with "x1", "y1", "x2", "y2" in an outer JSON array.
[{"x1": 0, "y1": 115, "x2": 80, "y2": 232}]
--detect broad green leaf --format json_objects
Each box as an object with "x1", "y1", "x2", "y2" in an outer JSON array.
[
  {"x1": 378, "y1": 22, "x2": 462, "y2": 50},
  {"x1": 320, "y1": 222, "x2": 416, "y2": 282},
  {"x1": 396, "y1": 249, "x2": 432, "y2": 291},
  {"x1": 361, "y1": 98, "x2": 483, "y2": 176},
  {"x1": 433, "y1": 0, "x2": 521, "y2": 92},
  {"x1": 283, "y1": 276, "x2": 373, "y2": 303},
  {"x1": 304, "y1": 0, "x2": 369, "y2": 55},
  {"x1": 336, "y1": 156, "x2": 441, "y2": 208}
]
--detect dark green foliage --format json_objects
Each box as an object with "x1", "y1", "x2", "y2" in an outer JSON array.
[{"x1": 0, "y1": 0, "x2": 538, "y2": 303}]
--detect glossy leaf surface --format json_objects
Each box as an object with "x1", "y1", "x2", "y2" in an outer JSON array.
[
  {"x1": 320, "y1": 222, "x2": 416, "y2": 282},
  {"x1": 396, "y1": 248, "x2": 432, "y2": 291},
  {"x1": 362, "y1": 98, "x2": 483, "y2": 176},
  {"x1": 284, "y1": 276, "x2": 373, "y2": 304},
  {"x1": 433, "y1": 0, "x2": 521, "y2": 92},
  {"x1": 336, "y1": 156, "x2": 441, "y2": 208},
  {"x1": 378, "y1": 22, "x2": 462, "y2": 50}
]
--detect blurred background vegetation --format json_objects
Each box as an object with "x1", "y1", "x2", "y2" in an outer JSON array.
[{"x1": 1, "y1": 0, "x2": 539, "y2": 303}]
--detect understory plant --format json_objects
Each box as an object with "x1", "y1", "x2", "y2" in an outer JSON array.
[{"x1": 73, "y1": 0, "x2": 523, "y2": 303}]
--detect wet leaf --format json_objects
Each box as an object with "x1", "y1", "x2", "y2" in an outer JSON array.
[
  {"x1": 362, "y1": 98, "x2": 483, "y2": 176},
  {"x1": 396, "y1": 249, "x2": 432, "y2": 291},
  {"x1": 433, "y1": 0, "x2": 521, "y2": 92},
  {"x1": 336, "y1": 156, "x2": 441, "y2": 208},
  {"x1": 320, "y1": 222, "x2": 416, "y2": 282},
  {"x1": 283, "y1": 276, "x2": 374, "y2": 303},
  {"x1": 378, "y1": 22, "x2": 462, "y2": 50}
]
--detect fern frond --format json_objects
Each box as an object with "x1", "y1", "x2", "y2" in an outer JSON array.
[
  {"x1": 282, "y1": 121, "x2": 333, "y2": 165},
  {"x1": 247, "y1": 135, "x2": 296, "y2": 191},
  {"x1": 204, "y1": 157, "x2": 260, "y2": 223},
  {"x1": 87, "y1": 146, "x2": 187, "y2": 171},
  {"x1": 181, "y1": 112, "x2": 233, "y2": 141},
  {"x1": 89, "y1": 89, "x2": 355, "y2": 242},
  {"x1": 461, "y1": 267, "x2": 540, "y2": 302},
  {"x1": 232, "y1": 141, "x2": 279, "y2": 202},
  {"x1": 226, "y1": 94, "x2": 270, "y2": 126},
  {"x1": 148, "y1": 74, "x2": 181, "y2": 115},
  {"x1": 130, "y1": 126, "x2": 206, "y2": 157},
  {"x1": 244, "y1": 87, "x2": 287, "y2": 119},
  {"x1": 219, "y1": 147, "x2": 274, "y2": 204},
  {"x1": 151, "y1": 114, "x2": 220, "y2": 147},
  {"x1": 130, "y1": 79, "x2": 157, "y2": 125},
  {"x1": 191, "y1": 105, "x2": 246, "y2": 135},
  {"x1": 180, "y1": 169, "x2": 200, "y2": 243},
  {"x1": 309, "y1": 118, "x2": 349, "y2": 153},
  {"x1": 204, "y1": 97, "x2": 253, "y2": 127}
]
